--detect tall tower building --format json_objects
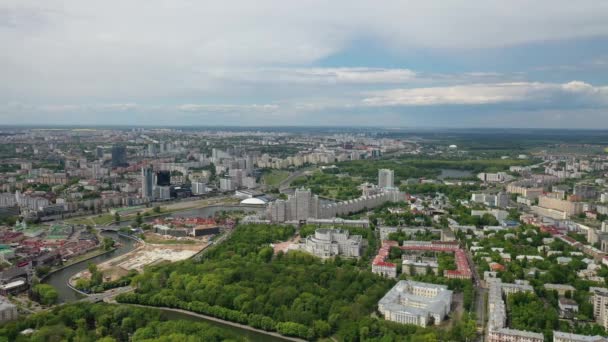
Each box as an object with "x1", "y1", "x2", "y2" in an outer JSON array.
[
  {"x1": 141, "y1": 167, "x2": 154, "y2": 199},
  {"x1": 293, "y1": 188, "x2": 312, "y2": 221},
  {"x1": 378, "y1": 169, "x2": 395, "y2": 189},
  {"x1": 111, "y1": 145, "x2": 127, "y2": 167}
]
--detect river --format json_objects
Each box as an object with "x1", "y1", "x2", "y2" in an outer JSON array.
[
  {"x1": 43, "y1": 231, "x2": 137, "y2": 303},
  {"x1": 43, "y1": 204, "x2": 289, "y2": 341}
]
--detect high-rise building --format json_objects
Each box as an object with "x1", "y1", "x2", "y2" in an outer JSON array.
[
  {"x1": 154, "y1": 186, "x2": 171, "y2": 200},
  {"x1": 141, "y1": 167, "x2": 154, "y2": 199},
  {"x1": 378, "y1": 169, "x2": 394, "y2": 189},
  {"x1": 155, "y1": 171, "x2": 171, "y2": 186},
  {"x1": 111, "y1": 145, "x2": 127, "y2": 167},
  {"x1": 293, "y1": 188, "x2": 312, "y2": 221},
  {"x1": 147, "y1": 143, "x2": 157, "y2": 157},
  {"x1": 590, "y1": 287, "x2": 608, "y2": 329},
  {"x1": 95, "y1": 146, "x2": 104, "y2": 159},
  {"x1": 220, "y1": 177, "x2": 234, "y2": 191},
  {"x1": 192, "y1": 182, "x2": 207, "y2": 195}
]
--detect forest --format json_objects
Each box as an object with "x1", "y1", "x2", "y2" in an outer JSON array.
[
  {"x1": 116, "y1": 223, "x2": 476, "y2": 341},
  {"x1": 0, "y1": 302, "x2": 245, "y2": 342},
  {"x1": 290, "y1": 171, "x2": 362, "y2": 200},
  {"x1": 336, "y1": 157, "x2": 533, "y2": 183}
]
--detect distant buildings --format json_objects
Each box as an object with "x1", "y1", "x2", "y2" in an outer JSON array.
[
  {"x1": 141, "y1": 167, "x2": 154, "y2": 199},
  {"x1": 534, "y1": 196, "x2": 584, "y2": 219},
  {"x1": 303, "y1": 228, "x2": 363, "y2": 258},
  {"x1": 378, "y1": 280, "x2": 452, "y2": 327},
  {"x1": 378, "y1": 169, "x2": 395, "y2": 189},
  {"x1": 471, "y1": 192, "x2": 510, "y2": 208},
  {"x1": 191, "y1": 182, "x2": 207, "y2": 195},
  {"x1": 267, "y1": 187, "x2": 402, "y2": 222},
  {"x1": 111, "y1": 145, "x2": 127, "y2": 167},
  {"x1": 478, "y1": 172, "x2": 513, "y2": 183}
]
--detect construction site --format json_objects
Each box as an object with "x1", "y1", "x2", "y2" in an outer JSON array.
[{"x1": 71, "y1": 232, "x2": 210, "y2": 284}]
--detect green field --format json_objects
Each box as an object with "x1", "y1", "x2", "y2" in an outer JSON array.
[{"x1": 262, "y1": 170, "x2": 290, "y2": 187}]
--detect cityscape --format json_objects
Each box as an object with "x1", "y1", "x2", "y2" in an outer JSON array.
[{"x1": 2, "y1": 1, "x2": 608, "y2": 342}]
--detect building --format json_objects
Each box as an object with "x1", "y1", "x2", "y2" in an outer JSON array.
[
  {"x1": 590, "y1": 287, "x2": 608, "y2": 329},
  {"x1": 372, "y1": 240, "x2": 398, "y2": 278},
  {"x1": 478, "y1": 172, "x2": 513, "y2": 183},
  {"x1": 471, "y1": 192, "x2": 510, "y2": 209},
  {"x1": 544, "y1": 284, "x2": 576, "y2": 296},
  {"x1": 553, "y1": 331, "x2": 608, "y2": 342},
  {"x1": 0, "y1": 296, "x2": 18, "y2": 323},
  {"x1": 378, "y1": 169, "x2": 395, "y2": 189},
  {"x1": 574, "y1": 185, "x2": 598, "y2": 200},
  {"x1": 537, "y1": 196, "x2": 584, "y2": 218},
  {"x1": 220, "y1": 177, "x2": 234, "y2": 191},
  {"x1": 191, "y1": 182, "x2": 207, "y2": 195},
  {"x1": 558, "y1": 298, "x2": 579, "y2": 319},
  {"x1": 141, "y1": 167, "x2": 154, "y2": 199},
  {"x1": 154, "y1": 186, "x2": 171, "y2": 201},
  {"x1": 403, "y1": 258, "x2": 439, "y2": 276},
  {"x1": 303, "y1": 228, "x2": 363, "y2": 258},
  {"x1": 378, "y1": 280, "x2": 452, "y2": 327},
  {"x1": 487, "y1": 278, "x2": 544, "y2": 342},
  {"x1": 111, "y1": 145, "x2": 127, "y2": 167},
  {"x1": 488, "y1": 328, "x2": 544, "y2": 342},
  {"x1": 155, "y1": 170, "x2": 171, "y2": 186},
  {"x1": 267, "y1": 187, "x2": 402, "y2": 222}
]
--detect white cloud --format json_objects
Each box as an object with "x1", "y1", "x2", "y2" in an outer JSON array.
[
  {"x1": 177, "y1": 104, "x2": 279, "y2": 113},
  {"x1": 1, "y1": 1, "x2": 608, "y2": 102},
  {"x1": 362, "y1": 81, "x2": 608, "y2": 106}
]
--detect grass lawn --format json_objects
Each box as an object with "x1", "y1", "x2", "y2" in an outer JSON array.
[{"x1": 262, "y1": 170, "x2": 290, "y2": 187}]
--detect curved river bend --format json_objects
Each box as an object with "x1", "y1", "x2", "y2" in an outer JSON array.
[{"x1": 43, "y1": 204, "x2": 281, "y2": 342}]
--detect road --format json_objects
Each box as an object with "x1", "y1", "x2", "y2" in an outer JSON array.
[
  {"x1": 278, "y1": 168, "x2": 315, "y2": 191},
  {"x1": 80, "y1": 286, "x2": 134, "y2": 303},
  {"x1": 465, "y1": 249, "x2": 487, "y2": 341}
]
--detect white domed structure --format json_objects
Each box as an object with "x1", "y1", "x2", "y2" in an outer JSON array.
[{"x1": 240, "y1": 197, "x2": 268, "y2": 205}]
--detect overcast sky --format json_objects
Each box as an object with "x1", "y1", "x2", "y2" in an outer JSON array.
[{"x1": 2, "y1": 1, "x2": 608, "y2": 128}]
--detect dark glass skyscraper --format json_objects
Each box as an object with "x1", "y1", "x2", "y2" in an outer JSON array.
[{"x1": 111, "y1": 145, "x2": 127, "y2": 167}]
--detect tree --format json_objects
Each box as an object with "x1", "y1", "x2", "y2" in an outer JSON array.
[
  {"x1": 153, "y1": 206, "x2": 161, "y2": 214},
  {"x1": 31, "y1": 284, "x2": 58, "y2": 305},
  {"x1": 102, "y1": 237, "x2": 115, "y2": 250},
  {"x1": 135, "y1": 212, "x2": 143, "y2": 226},
  {"x1": 114, "y1": 212, "x2": 120, "y2": 223}
]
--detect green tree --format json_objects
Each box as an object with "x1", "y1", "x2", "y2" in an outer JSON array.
[{"x1": 31, "y1": 284, "x2": 59, "y2": 305}]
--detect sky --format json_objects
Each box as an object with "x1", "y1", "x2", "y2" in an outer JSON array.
[{"x1": 1, "y1": 1, "x2": 608, "y2": 128}]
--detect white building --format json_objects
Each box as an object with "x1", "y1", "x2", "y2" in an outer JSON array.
[
  {"x1": 553, "y1": 331, "x2": 608, "y2": 342},
  {"x1": 303, "y1": 228, "x2": 363, "y2": 258},
  {"x1": 378, "y1": 280, "x2": 452, "y2": 327},
  {"x1": 590, "y1": 287, "x2": 608, "y2": 329},
  {"x1": 191, "y1": 182, "x2": 207, "y2": 195},
  {"x1": 378, "y1": 169, "x2": 395, "y2": 189}
]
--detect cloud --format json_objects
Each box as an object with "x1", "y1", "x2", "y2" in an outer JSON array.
[
  {"x1": 177, "y1": 104, "x2": 279, "y2": 113},
  {"x1": 362, "y1": 81, "x2": 608, "y2": 106},
  {"x1": 2, "y1": 1, "x2": 608, "y2": 101}
]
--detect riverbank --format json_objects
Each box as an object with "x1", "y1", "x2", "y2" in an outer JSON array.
[
  {"x1": 121, "y1": 303, "x2": 306, "y2": 342},
  {"x1": 40, "y1": 246, "x2": 116, "y2": 282},
  {"x1": 43, "y1": 232, "x2": 138, "y2": 302}
]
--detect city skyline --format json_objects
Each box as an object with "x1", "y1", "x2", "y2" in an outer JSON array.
[{"x1": 2, "y1": 1, "x2": 608, "y2": 127}]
